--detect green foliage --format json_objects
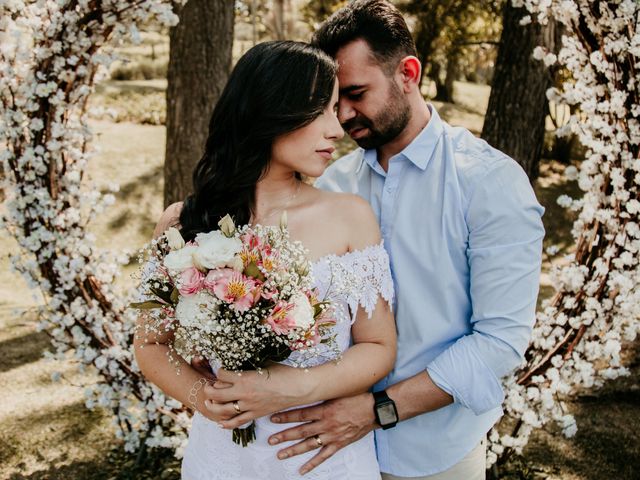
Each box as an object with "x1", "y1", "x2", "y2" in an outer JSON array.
[
  {"x1": 301, "y1": 0, "x2": 346, "y2": 30},
  {"x1": 400, "y1": 0, "x2": 504, "y2": 96},
  {"x1": 235, "y1": 0, "x2": 314, "y2": 43}
]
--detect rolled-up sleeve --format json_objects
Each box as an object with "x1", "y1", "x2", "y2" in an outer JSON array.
[{"x1": 427, "y1": 159, "x2": 545, "y2": 415}]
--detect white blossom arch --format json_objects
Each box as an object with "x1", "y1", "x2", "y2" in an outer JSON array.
[
  {"x1": 0, "y1": 0, "x2": 189, "y2": 455},
  {"x1": 489, "y1": 0, "x2": 640, "y2": 467}
]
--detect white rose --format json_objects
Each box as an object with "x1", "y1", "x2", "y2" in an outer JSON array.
[
  {"x1": 193, "y1": 231, "x2": 242, "y2": 270},
  {"x1": 165, "y1": 227, "x2": 185, "y2": 250},
  {"x1": 164, "y1": 245, "x2": 197, "y2": 272},
  {"x1": 289, "y1": 292, "x2": 315, "y2": 330}
]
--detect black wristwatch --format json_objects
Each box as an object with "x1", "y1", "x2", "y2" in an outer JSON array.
[{"x1": 373, "y1": 390, "x2": 398, "y2": 430}]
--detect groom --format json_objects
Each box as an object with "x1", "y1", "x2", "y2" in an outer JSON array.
[{"x1": 266, "y1": 1, "x2": 545, "y2": 478}]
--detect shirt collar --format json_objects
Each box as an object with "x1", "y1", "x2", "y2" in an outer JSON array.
[{"x1": 358, "y1": 103, "x2": 444, "y2": 174}]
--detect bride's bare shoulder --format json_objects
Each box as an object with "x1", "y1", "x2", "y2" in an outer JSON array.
[
  {"x1": 152, "y1": 201, "x2": 183, "y2": 239},
  {"x1": 314, "y1": 190, "x2": 380, "y2": 247},
  {"x1": 315, "y1": 189, "x2": 373, "y2": 217}
]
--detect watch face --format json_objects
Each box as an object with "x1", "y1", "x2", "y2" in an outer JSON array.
[{"x1": 377, "y1": 401, "x2": 398, "y2": 425}]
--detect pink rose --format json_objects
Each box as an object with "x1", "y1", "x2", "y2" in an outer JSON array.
[{"x1": 178, "y1": 267, "x2": 205, "y2": 296}]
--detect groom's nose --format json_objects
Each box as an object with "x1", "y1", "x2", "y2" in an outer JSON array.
[{"x1": 337, "y1": 99, "x2": 356, "y2": 124}]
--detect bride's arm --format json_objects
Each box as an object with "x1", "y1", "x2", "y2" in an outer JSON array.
[
  {"x1": 133, "y1": 203, "x2": 219, "y2": 421},
  {"x1": 205, "y1": 196, "x2": 397, "y2": 428}
]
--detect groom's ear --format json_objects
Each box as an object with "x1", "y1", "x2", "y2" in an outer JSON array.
[{"x1": 397, "y1": 56, "x2": 422, "y2": 92}]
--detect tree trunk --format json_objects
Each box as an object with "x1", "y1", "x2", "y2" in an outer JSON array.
[
  {"x1": 432, "y1": 62, "x2": 450, "y2": 102},
  {"x1": 164, "y1": 0, "x2": 235, "y2": 207},
  {"x1": 437, "y1": 45, "x2": 462, "y2": 103},
  {"x1": 413, "y1": 19, "x2": 440, "y2": 89},
  {"x1": 481, "y1": 2, "x2": 560, "y2": 182},
  {"x1": 443, "y1": 53, "x2": 458, "y2": 103},
  {"x1": 273, "y1": 0, "x2": 286, "y2": 40}
]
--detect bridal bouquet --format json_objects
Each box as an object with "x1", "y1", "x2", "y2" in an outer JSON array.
[{"x1": 133, "y1": 214, "x2": 336, "y2": 446}]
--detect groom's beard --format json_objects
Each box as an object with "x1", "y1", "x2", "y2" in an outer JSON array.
[{"x1": 342, "y1": 82, "x2": 411, "y2": 150}]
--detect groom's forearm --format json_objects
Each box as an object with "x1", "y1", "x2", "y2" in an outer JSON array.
[
  {"x1": 265, "y1": 370, "x2": 454, "y2": 461},
  {"x1": 385, "y1": 370, "x2": 453, "y2": 423}
]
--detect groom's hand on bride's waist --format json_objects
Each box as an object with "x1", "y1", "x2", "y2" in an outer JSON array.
[{"x1": 267, "y1": 393, "x2": 376, "y2": 475}]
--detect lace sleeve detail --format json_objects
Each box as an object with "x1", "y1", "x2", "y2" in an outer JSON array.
[{"x1": 321, "y1": 242, "x2": 394, "y2": 324}]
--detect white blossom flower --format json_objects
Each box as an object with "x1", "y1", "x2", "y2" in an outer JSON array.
[
  {"x1": 557, "y1": 194, "x2": 573, "y2": 208},
  {"x1": 626, "y1": 200, "x2": 640, "y2": 215},
  {"x1": 564, "y1": 165, "x2": 578, "y2": 181}
]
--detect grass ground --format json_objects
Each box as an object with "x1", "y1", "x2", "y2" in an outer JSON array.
[{"x1": 1, "y1": 81, "x2": 638, "y2": 479}]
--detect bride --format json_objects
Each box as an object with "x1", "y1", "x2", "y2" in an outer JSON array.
[{"x1": 134, "y1": 40, "x2": 396, "y2": 479}]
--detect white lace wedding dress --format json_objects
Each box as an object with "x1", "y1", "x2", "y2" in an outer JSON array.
[{"x1": 166, "y1": 243, "x2": 393, "y2": 480}]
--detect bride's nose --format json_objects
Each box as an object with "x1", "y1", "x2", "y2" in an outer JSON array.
[{"x1": 327, "y1": 115, "x2": 344, "y2": 141}]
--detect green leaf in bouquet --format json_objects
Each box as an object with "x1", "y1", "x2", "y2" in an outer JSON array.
[
  {"x1": 170, "y1": 287, "x2": 180, "y2": 304},
  {"x1": 268, "y1": 344, "x2": 292, "y2": 363},
  {"x1": 130, "y1": 300, "x2": 166, "y2": 310},
  {"x1": 244, "y1": 261, "x2": 266, "y2": 282},
  {"x1": 149, "y1": 284, "x2": 174, "y2": 304},
  {"x1": 313, "y1": 301, "x2": 331, "y2": 318},
  {"x1": 243, "y1": 344, "x2": 291, "y2": 370}
]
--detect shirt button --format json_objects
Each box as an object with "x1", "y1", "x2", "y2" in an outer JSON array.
[{"x1": 385, "y1": 186, "x2": 394, "y2": 193}]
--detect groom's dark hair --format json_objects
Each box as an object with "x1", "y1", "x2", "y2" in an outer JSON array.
[{"x1": 311, "y1": 0, "x2": 417, "y2": 76}]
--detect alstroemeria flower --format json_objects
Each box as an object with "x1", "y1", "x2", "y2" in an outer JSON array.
[
  {"x1": 241, "y1": 231, "x2": 263, "y2": 250},
  {"x1": 206, "y1": 269, "x2": 258, "y2": 312},
  {"x1": 264, "y1": 302, "x2": 296, "y2": 335},
  {"x1": 261, "y1": 287, "x2": 277, "y2": 300},
  {"x1": 291, "y1": 324, "x2": 322, "y2": 350}
]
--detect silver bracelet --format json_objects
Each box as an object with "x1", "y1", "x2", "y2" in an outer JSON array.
[{"x1": 188, "y1": 378, "x2": 209, "y2": 411}]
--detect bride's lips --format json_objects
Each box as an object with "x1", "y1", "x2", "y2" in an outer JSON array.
[{"x1": 316, "y1": 147, "x2": 335, "y2": 160}]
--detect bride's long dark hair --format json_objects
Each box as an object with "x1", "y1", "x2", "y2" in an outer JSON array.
[{"x1": 179, "y1": 41, "x2": 338, "y2": 242}]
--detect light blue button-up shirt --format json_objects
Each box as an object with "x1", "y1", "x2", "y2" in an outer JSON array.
[{"x1": 315, "y1": 105, "x2": 545, "y2": 476}]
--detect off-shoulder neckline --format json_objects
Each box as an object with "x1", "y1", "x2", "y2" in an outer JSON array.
[{"x1": 310, "y1": 241, "x2": 386, "y2": 266}]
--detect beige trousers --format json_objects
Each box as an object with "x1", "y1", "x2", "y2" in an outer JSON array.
[{"x1": 380, "y1": 440, "x2": 486, "y2": 480}]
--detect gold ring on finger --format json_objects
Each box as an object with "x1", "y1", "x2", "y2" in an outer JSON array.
[
  {"x1": 233, "y1": 400, "x2": 242, "y2": 414},
  {"x1": 314, "y1": 434, "x2": 323, "y2": 447}
]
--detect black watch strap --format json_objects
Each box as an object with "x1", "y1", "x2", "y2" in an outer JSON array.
[
  {"x1": 373, "y1": 389, "x2": 391, "y2": 404},
  {"x1": 373, "y1": 389, "x2": 398, "y2": 430}
]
